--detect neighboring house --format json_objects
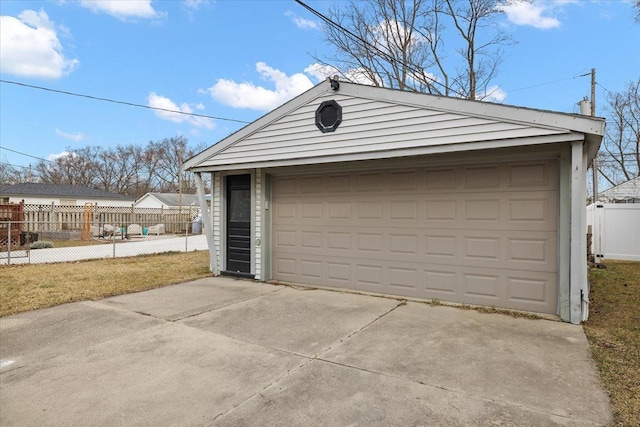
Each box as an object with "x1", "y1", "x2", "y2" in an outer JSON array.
[
  {"x1": 134, "y1": 192, "x2": 202, "y2": 209},
  {"x1": 185, "y1": 79, "x2": 605, "y2": 324},
  {"x1": 598, "y1": 176, "x2": 640, "y2": 203},
  {"x1": 0, "y1": 183, "x2": 135, "y2": 207}
]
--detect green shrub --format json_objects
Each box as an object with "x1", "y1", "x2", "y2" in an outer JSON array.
[{"x1": 30, "y1": 241, "x2": 54, "y2": 249}]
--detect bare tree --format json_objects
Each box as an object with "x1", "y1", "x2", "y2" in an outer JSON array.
[
  {"x1": 148, "y1": 136, "x2": 193, "y2": 193},
  {"x1": 94, "y1": 144, "x2": 148, "y2": 196},
  {"x1": 28, "y1": 137, "x2": 206, "y2": 198},
  {"x1": 598, "y1": 78, "x2": 640, "y2": 187},
  {"x1": 435, "y1": 0, "x2": 510, "y2": 99},
  {"x1": 0, "y1": 162, "x2": 34, "y2": 185},
  {"x1": 316, "y1": 0, "x2": 510, "y2": 99},
  {"x1": 635, "y1": 0, "x2": 640, "y2": 23},
  {"x1": 318, "y1": 0, "x2": 436, "y2": 92},
  {"x1": 36, "y1": 146, "x2": 102, "y2": 187}
]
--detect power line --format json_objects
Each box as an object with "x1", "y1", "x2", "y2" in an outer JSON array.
[
  {"x1": 0, "y1": 79, "x2": 251, "y2": 125},
  {"x1": 294, "y1": 0, "x2": 466, "y2": 97},
  {"x1": 596, "y1": 82, "x2": 612, "y2": 95},
  {"x1": 0, "y1": 147, "x2": 54, "y2": 163},
  {"x1": 0, "y1": 162, "x2": 32, "y2": 170},
  {"x1": 506, "y1": 74, "x2": 584, "y2": 93}
]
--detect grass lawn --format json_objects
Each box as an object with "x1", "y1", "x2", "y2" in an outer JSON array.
[
  {"x1": 0, "y1": 251, "x2": 212, "y2": 317},
  {"x1": 584, "y1": 260, "x2": 640, "y2": 427}
]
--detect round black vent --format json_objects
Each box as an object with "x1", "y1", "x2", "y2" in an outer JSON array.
[{"x1": 315, "y1": 100, "x2": 342, "y2": 133}]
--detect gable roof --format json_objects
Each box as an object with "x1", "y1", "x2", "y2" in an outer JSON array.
[
  {"x1": 137, "y1": 192, "x2": 199, "y2": 207},
  {"x1": 0, "y1": 182, "x2": 135, "y2": 201},
  {"x1": 185, "y1": 80, "x2": 605, "y2": 172},
  {"x1": 599, "y1": 176, "x2": 640, "y2": 202}
]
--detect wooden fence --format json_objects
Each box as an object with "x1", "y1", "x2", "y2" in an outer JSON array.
[{"x1": 18, "y1": 203, "x2": 199, "y2": 234}]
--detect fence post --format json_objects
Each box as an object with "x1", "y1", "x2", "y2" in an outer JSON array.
[
  {"x1": 112, "y1": 228, "x2": 116, "y2": 258},
  {"x1": 185, "y1": 218, "x2": 188, "y2": 252},
  {"x1": 7, "y1": 221, "x2": 11, "y2": 265}
]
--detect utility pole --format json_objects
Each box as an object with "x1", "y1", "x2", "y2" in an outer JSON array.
[
  {"x1": 590, "y1": 68, "x2": 596, "y2": 117},
  {"x1": 588, "y1": 68, "x2": 599, "y2": 202},
  {"x1": 178, "y1": 158, "x2": 183, "y2": 214}
]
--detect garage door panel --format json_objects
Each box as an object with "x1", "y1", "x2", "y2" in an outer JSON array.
[
  {"x1": 272, "y1": 160, "x2": 558, "y2": 314},
  {"x1": 274, "y1": 229, "x2": 297, "y2": 248},
  {"x1": 389, "y1": 200, "x2": 419, "y2": 220},
  {"x1": 327, "y1": 174, "x2": 352, "y2": 192},
  {"x1": 425, "y1": 168, "x2": 458, "y2": 190},
  {"x1": 424, "y1": 268, "x2": 458, "y2": 295},
  {"x1": 327, "y1": 262, "x2": 351, "y2": 283},
  {"x1": 301, "y1": 202, "x2": 323, "y2": 218},
  {"x1": 507, "y1": 276, "x2": 551, "y2": 305},
  {"x1": 356, "y1": 232, "x2": 384, "y2": 253},
  {"x1": 328, "y1": 202, "x2": 352, "y2": 218},
  {"x1": 275, "y1": 257, "x2": 297, "y2": 278},
  {"x1": 328, "y1": 232, "x2": 352, "y2": 250},
  {"x1": 274, "y1": 202, "x2": 297, "y2": 219},
  {"x1": 425, "y1": 235, "x2": 457, "y2": 257},
  {"x1": 275, "y1": 192, "x2": 557, "y2": 231},
  {"x1": 508, "y1": 162, "x2": 556, "y2": 188},
  {"x1": 389, "y1": 233, "x2": 419, "y2": 255},
  {"x1": 356, "y1": 172, "x2": 386, "y2": 191},
  {"x1": 463, "y1": 165, "x2": 501, "y2": 189},
  {"x1": 300, "y1": 259, "x2": 323, "y2": 279},
  {"x1": 300, "y1": 176, "x2": 324, "y2": 193},
  {"x1": 357, "y1": 201, "x2": 383, "y2": 219},
  {"x1": 462, "y1": 272, "x2": 502, "y2": 301},
  {"x1": 272, "y1": 254, "x2": 558, "y2": 313},
  {"x1": 274, "y1": 228, "x2": 556, "y2": 273},
  {"x1": 274, "y1": 177, "x2": 299, "y2": 194},
  {"x1": 390, "y1": 169, "x2": 420, "y2": 190},
  {"x1": 389, "y1": 267, "x2": 419, "y2": 290},
  {"x1": 355, "y1": 264, "x2": 384, "y2": 288},
  {"x1": 463, "y1": 236, "x2": 500, "y2": 261}
]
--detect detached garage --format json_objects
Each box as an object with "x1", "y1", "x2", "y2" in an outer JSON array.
[{"x1": 185, "y1": 79, "x2": 604, "y2": 324}]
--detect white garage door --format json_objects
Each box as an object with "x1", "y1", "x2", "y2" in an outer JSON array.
[{"x1": 271, "y1": 160, "x2": 558, "y2": 314}]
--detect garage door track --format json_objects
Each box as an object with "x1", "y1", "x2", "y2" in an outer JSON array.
[{"x1": 0, "y1": 277, "x2": 611, "y2": 426}]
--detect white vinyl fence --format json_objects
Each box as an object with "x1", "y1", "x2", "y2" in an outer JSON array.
[{"x1": 587, "y1": 203, "x2": 640, "y2": 262}]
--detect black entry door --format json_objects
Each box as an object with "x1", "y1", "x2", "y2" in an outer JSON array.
[{"x1": 226, "y1": 174, "x2": 251, "y2": 274}]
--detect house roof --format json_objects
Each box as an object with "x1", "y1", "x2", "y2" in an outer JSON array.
[
  {"x1": 138, "y1": 192, "x2": 199, "y2": 207},
  {"x1": 0, "y1": 182, "x2": 135, "y2": 201},
  {"x1": 185, "y1": 79, "x2": 606, "y2": 172},
  {"x1": 599, "y1": 176, "x2": 640, "y2": 202}
]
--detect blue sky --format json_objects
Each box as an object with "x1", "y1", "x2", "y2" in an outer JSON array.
[{"x1": 1, "y1": 0, "x2": 639, "y2": 170}]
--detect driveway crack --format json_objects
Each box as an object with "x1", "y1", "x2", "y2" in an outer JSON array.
[{"x1": 313, "y1": 299, "x2": 407, "y2": 359}]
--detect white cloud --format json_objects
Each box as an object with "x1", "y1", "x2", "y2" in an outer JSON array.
[
  {"x1": 0, "y1": 10, "x2": 79, "y2": 79},
  {"x1": 500, "y1": 0, "x2": 561, "y2": 29},
  {"x1": 304, "y1": 63, "x2": 340, "y2": 82},
  {"x1": 78, "y1": 0, "x2": 162, "y2": 20},
  {"x1": 305, "y1": 63, "x2": 378, "y2": 86},
  {"x1": 55, "y1": 128, "x2": 86, "y2": 142},
  {"x1": 147, "y1": 92, "x2": 215, "y2": 129},
  {"x1": 284, "y1": 11, "x2": 318, "y2": 30},
  {"x1": 479, "y1": 86, "x2": 507, "y2": 103},
  {"x1": 47, "y1": 151, "x2": 72, "y2": 161},
  {"x1": 206, "y1": 62, "x2": 315, "y2": 111},
  {"x1": 185, "y1": 0, "x2": 206, "y2": 9}
]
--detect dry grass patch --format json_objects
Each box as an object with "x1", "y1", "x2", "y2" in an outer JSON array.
[
  {"x1": 584, "y1": 260, "x2": 640, "y2": 427},
  {"x1": 0, "y1": 251, "x2": 211, "y2": 317}
]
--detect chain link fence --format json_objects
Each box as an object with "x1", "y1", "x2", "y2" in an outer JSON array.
[{"x1": 1, "y1": 218, "x2": 207, "y2": 266}]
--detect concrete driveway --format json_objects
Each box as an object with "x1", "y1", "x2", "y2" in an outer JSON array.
[{"x1": 0, "y1": 277, "x2": 611, "y2": 426}]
